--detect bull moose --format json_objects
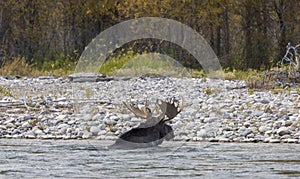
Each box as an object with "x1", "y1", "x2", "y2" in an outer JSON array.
[{"x1": 110, "y1": 98, "x2": 181, "y2": 149}]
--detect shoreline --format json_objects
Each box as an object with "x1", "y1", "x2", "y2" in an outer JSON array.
[{"x1": 0, "y1": 75, "x2": 299, "y2": 144}]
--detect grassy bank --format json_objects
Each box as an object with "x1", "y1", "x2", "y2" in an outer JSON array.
[
  {"x1": 0, "y1": 57, "x2": 76, "y2": 77},
  {"x1": 0, "y1": 54, "x2": 292, "y2": 89}
]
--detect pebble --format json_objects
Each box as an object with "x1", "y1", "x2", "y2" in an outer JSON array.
[
  {"x1": 5, "y1": 123, "x2": 15, "y2": 128},
  {"x1": 21, "y1": 121, "x2": 32, "y2": 128},
  {"x1": 287, "y1": 139, "x2": 298, "y2": 143},
  {"x1": 239, "y1": 128, "x2": 253, "y2": 137},
  {"x1": 277, "y1": 127, "x2": 290, "y2": 136},
  {"x1": 253, "y1": 110, "x2": 264, "y2": 117},
  {"x1": 82, "y1": 131, "x2": 92, "y2": 139},
  {"x1": 34, "y1": 128, "x2": 44, "y2": 135},
  {"x1": 0, "y1": 125, "x2": 7, "y2": 130},
  {"x1": 55, "y1": 114, "x2": 65, "y2": 120},
  {"x1": 269, "y1": 139, "x2": 281, "y2": 143},
  {"x1": 258, "y1": 126, "x2": 268, "y2": 133},
  {"x1": 196, "y1": 129, "x2": 207, "y2": 138},
  {"x1": 90, "y1": 126, "x2": 100, "y2": 135}
]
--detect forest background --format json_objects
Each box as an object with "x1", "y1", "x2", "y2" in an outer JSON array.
[{"x1": 1, "y1": 0, "x2": 300, "y2": 76}]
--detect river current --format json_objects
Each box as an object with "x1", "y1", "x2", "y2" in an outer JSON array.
[{"x1": 1, "y1": 139, "x2": 300, "y2": 178}]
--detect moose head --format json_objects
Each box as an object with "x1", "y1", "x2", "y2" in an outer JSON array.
[{"x1": 110, "y1": 98, "x2": 181, "y2": 149}]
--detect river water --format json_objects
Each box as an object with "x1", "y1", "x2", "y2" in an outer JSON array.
[{"x1": 0, "y1": 139, "x2": 300, "y2": 178}]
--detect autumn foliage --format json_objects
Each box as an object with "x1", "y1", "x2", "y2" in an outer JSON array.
[{"x1": 0, "y1": 0, "x2": 300, "y2": 71}]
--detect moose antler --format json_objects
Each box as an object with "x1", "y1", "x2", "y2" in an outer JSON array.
[
  {"x1": 157, "y1": 98, "x2": 181, "y2": 121},
  {"x1": 123, "y1": 99, "x2": 151, "y2": 119},
  {"x1": 124, "y1": 98, "x2": 181, "y2": 123}
]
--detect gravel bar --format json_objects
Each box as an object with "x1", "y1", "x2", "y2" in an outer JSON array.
[{"x1": 0, "y1": 75, "x2": 299, "y2": 143}]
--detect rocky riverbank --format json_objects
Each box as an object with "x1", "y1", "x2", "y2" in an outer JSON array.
[{"x1": 0, "y1": 75, "x2": 299, "y2": 143}]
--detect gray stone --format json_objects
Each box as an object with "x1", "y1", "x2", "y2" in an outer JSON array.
[
  {"x1": 99, "y1": 124, "x2": 106, "y2": 130},
  {"x1": 68, "y1": 73, "x2": 109, "y2": 82},
  {"x1": 24, "y1": 131, "x2": 35, "y2": 139},
  {"x1": 287, "y1": 139, "x2": 298, "y2": 143},
  {"x1": 253, "y1": 110, "x2": 264, "y2": 117},
  {"x1": 260, "y1": 99, "x2": 270, "y2": 104},
  {"x1": 90, "y1": 126, "x2": 100, "y2": 135},
  {"x1": 87, "y1": 121, "x2": 100, "y2": 126},
  {"x1": 21, "y1": 121, "x2": 32, "y2": 128},
  {"x1": 109, "y1": 115, "x2": 120, "y2": 121},
  {"x1": 82, "y1": 131, "x2": 92, "y2": 139},
  {"x1": 290, "y1": 90, "x2": 298, "y2": 95},
  {"x1": 55, "y1": 115, "x2": 66, "y2": 122},
  {"x1": 223, "y1": 113, "x2": 232, "y2": 119},
  {"x1": 247, "y1": 133, "x2": 254, "y2": 138},
  {"x1": 284, "y1": 121, "x2": 293, "y2": 127},
  {"x1": 43, "y1": 128, "x2": 50, "y2": 134},
  {"x1": 279, "y1": 107, "x2": 287, "y2": 113},
  {"x1": 66, "y1": 128, "x2": 72, "y2": 133},
  {"x1": 273, "y1": 121, "x2": 282, "y2": 128},
  {"x1": 258, "y1": 126, "x2": 268, "y2": 133},
  {"x1": 92, "y1": 114, "x2": 104, "y2": 121},
  {"x1": 218, "y1": 137, "x2": 230, "y2": 142},
  {"x1": 243, "y1": 122, "x2": 251, "y2": 128},
  {"x1": 0, "y1": 125, "x2": 7, "y2": 130},
  {"x1": 208, "y1": 138, "x2": 219, "y2": 142},
  {"x1": 67, "y1": 120, "x2": 76, "y2": 125},
  {"x1": 294, "y1": 132, "x2": 300, "y2": 138},
  {"x1": 5, "y1": 123, "x2": 15, "y2": 128},
  {"x1": 196, "y1": 129, "x2": 207, "y2": 138},
  {"x1": 277, "y1": 127, "x2": 290, "y2": 136},
  {"x1": 98, "y1": 130, "x2": 107, "y2": 135},
  {"x1": 103, "y1": 117, "x2": 117, "y2": 125},
  {"x1": 240, "y1": 129, "x2": 253, "y2": 137},
  {"x1": 280, "y1": 134, "x2": 290, "y2": 139},
  {"x1": 121, "y1": 114, "x2": 132, "y2": 120},
  {"x1": 34, "y1": 128, "x2": 44, "y2": 135},
  {"x1": 269, "y1": 139, "x2": 281, "y2": 143}
]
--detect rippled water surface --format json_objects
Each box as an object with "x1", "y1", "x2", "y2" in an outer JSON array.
[{"x1": 1, "y1": 139, "x2": 300, "y2": 178}]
